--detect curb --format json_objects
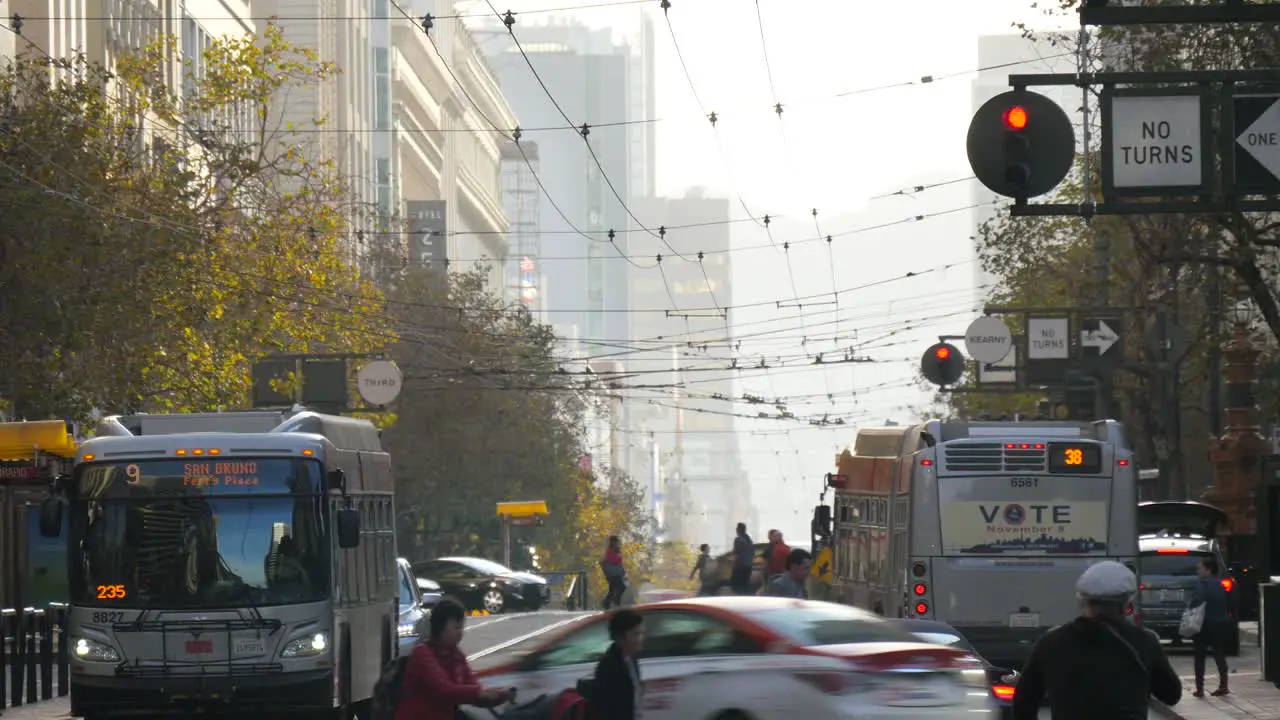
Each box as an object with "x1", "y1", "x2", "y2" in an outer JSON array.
[{"x1": 1149, "y1": 701, "x2": 1183, "y2": 720}]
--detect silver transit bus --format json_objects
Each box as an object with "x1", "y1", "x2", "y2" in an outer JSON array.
[
  {"x1": 830, "y1": 419, "x2": 1138, "y2": 665},
  {"x1": 38, "y1": 411, "x2": 396, "y2": 719}
]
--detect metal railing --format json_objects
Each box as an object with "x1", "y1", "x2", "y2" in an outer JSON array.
[
  {"x1": 540, "y1": 571, "x2": 589, "y2": 610},
  {"x1": 1, "y1": 604, "x2": 69, "y2": 708}
]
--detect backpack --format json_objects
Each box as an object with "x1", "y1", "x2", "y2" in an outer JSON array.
[{"x1": 371, "y1": 655, "x2": 411, "y2": 720}]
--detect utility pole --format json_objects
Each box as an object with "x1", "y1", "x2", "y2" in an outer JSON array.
[{"x1": 1155, "y1": 261, "x2": 1184, "y2": 500}]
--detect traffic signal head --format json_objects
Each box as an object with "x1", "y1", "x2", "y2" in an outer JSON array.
[
  {"x1": 967, "y1": 90, "x2": 1076, "y2": 199},
  {"x1": 921, "y1": 342, "x2": 965, "y2": 386}
]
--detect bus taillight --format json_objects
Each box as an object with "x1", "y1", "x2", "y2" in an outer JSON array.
[
  {"x1": 912, "y1": 562, "x2": 927, "y2": 578},
  {"x1": 913, "y1": 583, "x2": 927, "y2": 596},
  {"x1": 915, "y1": 602, "x2": 929, "y2": 615}
]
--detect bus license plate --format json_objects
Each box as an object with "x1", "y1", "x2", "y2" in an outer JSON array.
[
  {"x1": 234, "y1": 639, "x2": 265, "y2": 655},
  {"x1": 1009, "y1": 613, "x2": 1039, "y2": 628}
]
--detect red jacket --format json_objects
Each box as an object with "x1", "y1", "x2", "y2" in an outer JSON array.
[
  {"x1": 394, "y1": 640, "x2": 487, "y2": 720},
  {"x1": 768, "y1": 542, "x2": 791, "y2": 575}
]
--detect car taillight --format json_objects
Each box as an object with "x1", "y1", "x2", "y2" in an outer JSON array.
[
  {"x1": 1222, "y1": 578, "x2": 1234, "y2": 593},
  {"x1": 992, "y1": 684, "x2": 1016, "y2": 701}
]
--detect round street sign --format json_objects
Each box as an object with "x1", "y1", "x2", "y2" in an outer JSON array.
[
  {"x1": 357, "y1": 360, "x2": 403, "y2": 406},
  {"x1": 964, "y1": 316, "x2": 1013, "y2": 365}
]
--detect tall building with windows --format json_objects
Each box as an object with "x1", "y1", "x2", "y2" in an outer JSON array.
[
  {"x1": 391, "y1": 8, "x2": 515, "y2": 287},
  {"x1": 501, "y1": 142, "x2": 545, "y2": 318},
  {"x1": 629, "y1": 190, "x2": 747, "y2": 547},
  {"x1": 480, "y1": 16, "x2": 653, "y2": 352}
]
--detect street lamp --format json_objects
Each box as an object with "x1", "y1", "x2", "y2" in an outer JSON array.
[{"x1": 1228, "y1": 298, "x2": 1257, "y2": 328}]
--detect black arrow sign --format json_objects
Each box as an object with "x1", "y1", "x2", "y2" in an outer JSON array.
[{"x1": 819, "y1": 561, "x2": 831, "y2": 577}]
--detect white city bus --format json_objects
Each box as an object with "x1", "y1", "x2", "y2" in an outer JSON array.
[
  {"x1": 830, "y1": 419, "x2": 1138, "y2": 665},
  {"x1": 38, "y1": 411, "x2": 396, "y2": 719}
]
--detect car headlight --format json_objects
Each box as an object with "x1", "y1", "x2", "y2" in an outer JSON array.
[
  {"x1": 72, "y1": 637, "x2": 120, "y2": 663},
  {"x1": 398, "y1": 623, "x2": 417, "y2": 638},
  {"x1": 281, "y1": 633, "x2": 329, "y2": 658}
]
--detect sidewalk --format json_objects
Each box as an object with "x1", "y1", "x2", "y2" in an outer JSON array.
[
  {"x1": 0, "y1": 698, "x2": 70, "y2": 720},
  {"x1": 1151, "y1": 625, "x2": 1280, "y2": 720}
]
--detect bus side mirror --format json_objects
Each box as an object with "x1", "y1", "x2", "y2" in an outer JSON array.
[
  {"x1": 337, "y1": 508, "x2": 360, "y2": 548},
  {"x1": 39, "y1": 498, "x2": 63, "y2": 538}
]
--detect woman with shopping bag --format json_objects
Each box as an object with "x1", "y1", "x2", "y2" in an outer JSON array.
[{"x1": 1179, "y1": 556, "x2": 1230, "y2": 698}]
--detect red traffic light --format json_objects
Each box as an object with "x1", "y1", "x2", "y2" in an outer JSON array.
[
  {"x1": 1002, "y1": 105, "x2": 1029, "y2": 131},
  {"x1": 935, "y1": 346, "x2": 951, "y2": 360}
]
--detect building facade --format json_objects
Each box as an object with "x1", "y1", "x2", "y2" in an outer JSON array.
[
  {"x1": 501, "y1": 142, "x2": 546, "y2": 318},
  {"x1": 480, "y1": 17, "x2": 649, "y2": 351},
  {"x1": 392, "y1": 8, "x2": 515, "y2": 287},
  {"x1": 629, "y1": 191, "x2": 746, "y2": 548}
]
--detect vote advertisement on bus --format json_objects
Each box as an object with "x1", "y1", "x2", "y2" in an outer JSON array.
[{"x1": 938, "y1": 476, "x2": 1110, "y2": 555}]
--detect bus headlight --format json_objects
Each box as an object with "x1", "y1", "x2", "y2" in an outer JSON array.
[
  {"x1": 281, "y1": 633, "x2": 329, "y2": 658},
  {"x1": 72, "y1": 637, "x2": 120, "y2": 663}
]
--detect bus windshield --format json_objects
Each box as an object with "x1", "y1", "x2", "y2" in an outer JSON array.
[{"x1": 69, "y1": 458, "x2": 330, "y2": 608}]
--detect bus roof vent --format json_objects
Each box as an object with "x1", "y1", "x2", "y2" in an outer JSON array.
[{"x1": 944, "y1": 442, "x2": 1048, "y2": 472}]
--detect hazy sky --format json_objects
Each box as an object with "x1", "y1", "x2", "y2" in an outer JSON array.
[{"x1": 463, "y1": 0, "x2": 1076, "y2": 543}]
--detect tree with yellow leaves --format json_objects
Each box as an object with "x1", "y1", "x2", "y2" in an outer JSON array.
[{"x1": 0, "y1": 25, "x2": 389, "y2": 420}]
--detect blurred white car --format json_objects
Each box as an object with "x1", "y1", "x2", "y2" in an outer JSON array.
[{"x1": 478, "y1": 597, "x2": 997, "y2": 718}]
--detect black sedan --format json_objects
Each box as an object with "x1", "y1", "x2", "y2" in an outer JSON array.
[
  {"x1": 890, "y1": 618, "x2": 1020, "y2": 714},
  {"x1": 411, "y1": 556, "x2": 550, "y2": 614}
]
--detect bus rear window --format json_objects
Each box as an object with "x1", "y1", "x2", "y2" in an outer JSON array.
[{"x1": 1139, "y1": 552, "x2": 1213, "y2": 577}]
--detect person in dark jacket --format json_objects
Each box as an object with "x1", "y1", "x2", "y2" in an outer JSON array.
[
  {"x1": 1190, "y1": 555, "x2": 1231, "y2": 697},
  {"x1": 689, "y1": 544, "x2": 715, "y2": 596},
  {"x1": 730, "y1": 522, "x2": 754, "y2": 595},
  {"x1": 585, "y1": 609, "x2": 645, "y2": 720},
  {"x1": 1012, "y1": 561, "x2": 1181, "y2": 720},
  {"x1": 601, "y1": 536, "x2": 626, "y2": 610}
]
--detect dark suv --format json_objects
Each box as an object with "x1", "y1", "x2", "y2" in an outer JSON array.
[{"x1": 1136, "y1": 502, "x2": 1240, "y2": 656}]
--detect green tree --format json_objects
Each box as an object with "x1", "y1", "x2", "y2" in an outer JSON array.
[{"x1": 0, "y1": 25, "x2": 389, "y2": 420}]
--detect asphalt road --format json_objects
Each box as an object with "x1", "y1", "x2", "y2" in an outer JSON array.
[
  {"x1": 10, "y1": 611, "x2": 1244, "y2": 720},
  {"x1": 0, "y1": 610, "x2": 595, "y2": 720}
]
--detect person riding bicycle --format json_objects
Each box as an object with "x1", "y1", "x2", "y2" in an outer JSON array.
[{"x1": 394, "y1": 599, "x2": 513, "y2": 720}]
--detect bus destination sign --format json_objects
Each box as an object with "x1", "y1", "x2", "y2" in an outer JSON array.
[
  {"x1": 180, "y1": 462, "x2": 260, "y2": 488},
  {"x1": 1046, "y1": 442, "x2": 1102, "y2": 474}
]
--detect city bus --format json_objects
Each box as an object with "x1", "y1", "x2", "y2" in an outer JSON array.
[
  {"x1": 37, "y1": 411, "x2": 396, "y2": 719},
  {"x1": 830, "y1": 419, "x2": 1138, "y2": 665}
]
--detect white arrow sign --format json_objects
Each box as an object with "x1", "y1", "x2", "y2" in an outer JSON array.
[
  {"x1": 1081, "y1": 320, "x2": 1120, "y2": 356},
  {"x1": 1238, "y1": 98, "x2": 1280, "y2": 180}
]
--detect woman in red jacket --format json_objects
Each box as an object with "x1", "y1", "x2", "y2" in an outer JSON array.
[{"x1": 395, "y1": 599, "x2": 512, "y2": 720}]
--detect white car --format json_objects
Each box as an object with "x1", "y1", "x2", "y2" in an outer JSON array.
[{"x1": 477, "y1": 597, "x2": 997, "y2": 718}]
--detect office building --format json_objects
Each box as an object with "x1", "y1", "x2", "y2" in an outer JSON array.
[
  {"x1": 629, "y1": 191, "x2": 747, "y2": 548},
  {"x1": 481, "y1": 16, "x2": 653, "y2": 351},
  {"x1": 391, "y1": 8, "x2": 516, "y2": 286}
]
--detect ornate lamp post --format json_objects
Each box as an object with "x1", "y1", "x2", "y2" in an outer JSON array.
[{"x1": 1204, "y1": 297, "x2": 1267, "y2": 538}]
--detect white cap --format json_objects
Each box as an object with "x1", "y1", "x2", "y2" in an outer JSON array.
[{"x1": 1076, "y1": 561, "x2": 1137, "y2": 601}]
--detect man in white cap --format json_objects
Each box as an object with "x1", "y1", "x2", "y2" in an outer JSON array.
[{"x1": 1011, "y1": 561, "x2": 1181, "y2": 719}]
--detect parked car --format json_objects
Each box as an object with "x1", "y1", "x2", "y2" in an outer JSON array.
[
  {"x1": 477, "y1": 597, "x2": 996, "y2": 719},
  {"x1": 417, "y1": 576, "x2": 444, "y2": 608},
  {"x1": 891, "y1": 618, "x2": 1023, "y2": 715},
  {"x1": 397, "y1": 558, "x2": 431, "y2": 656},
  {"x1": 412, "y1": 556, "x2": 550, "y2": 614},
  {"x1": 1137, "y1": 501, "x2": 1241, "y2": 655}
]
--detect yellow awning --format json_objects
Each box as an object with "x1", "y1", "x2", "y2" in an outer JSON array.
[
  {"x1": 496, "y1": 500, "x2": 549, "y2": 517},
  {"x1": 0, "y1": 420, "x2": 76, "y2": 460}
]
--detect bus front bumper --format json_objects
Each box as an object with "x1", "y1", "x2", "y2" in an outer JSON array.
[{"x1": 70, "y1": 668, "x2": 334, "y2": 716}]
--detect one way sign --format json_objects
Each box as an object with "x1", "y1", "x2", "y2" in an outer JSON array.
[{"x1": 1080, "y1": 318, "x2": 1123, "y2": 363}]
